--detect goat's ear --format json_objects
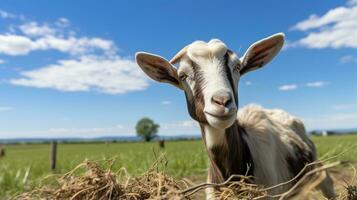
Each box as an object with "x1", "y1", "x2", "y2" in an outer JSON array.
[
  {"x1": 136, "y1": 52, "x2": 183, "y2": 89},
  {"x1": 239, "y1": 33, "x2": 284, "y2": 76}
]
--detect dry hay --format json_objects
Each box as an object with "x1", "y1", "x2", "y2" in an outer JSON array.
[
  {"x1": 12, "y1": 154, "x2": 357, "y2": 200},
  {"x1": 12, "y1": 156, "x2": 187, "y2": 200},
  {"x1": 340, "y1": 163, "x2": 357, "y2": 200}
]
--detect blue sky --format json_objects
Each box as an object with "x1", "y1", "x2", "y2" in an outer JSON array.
[{"x1": 0, "y1": 0, "x2": 356, "y2": 138}]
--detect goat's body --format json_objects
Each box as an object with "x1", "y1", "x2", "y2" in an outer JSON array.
[
  {"x1": 238, "y1": 104, "x2": 314, "y2": 191},
  {"x1": 135, "y1": 34, "x2": 335, "y2": 200},
  {"x1": 205, "y1": 104, "x2": 335, "y2": 199}
]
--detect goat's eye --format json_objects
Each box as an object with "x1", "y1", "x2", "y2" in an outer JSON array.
[
  {"x1": 179, "y1": 73, "x2": 187, "y2": 81},
  {"x1": 234, "y1": 64, "x2": 241, "y2": 72},
  {"x1": 231, "y1": 66, "x2": 239, "y2": 73}
]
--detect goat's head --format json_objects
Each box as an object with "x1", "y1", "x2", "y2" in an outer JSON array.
[{"x1": 136, "y1": 33, "x2": 284, "y2": 129}]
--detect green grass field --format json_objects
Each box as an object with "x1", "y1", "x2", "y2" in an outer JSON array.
[{"x1": 0, "y1": 135, "x2": 356, "y2": 199}]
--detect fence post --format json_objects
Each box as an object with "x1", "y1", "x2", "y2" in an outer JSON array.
[
  {"x1": 50, "y1": 141, "x2": 57, "y2": 171},
  {"x1": 158, "y1": 140, "x2": 165, "y2": 149},
  {"x1": 0, "y1": 145, "x2": 5, "y2": 157}
]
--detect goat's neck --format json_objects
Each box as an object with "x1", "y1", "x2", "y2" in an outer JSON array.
[{"x1": 200, "y1": 121, "x2": 253, "y2": 182}]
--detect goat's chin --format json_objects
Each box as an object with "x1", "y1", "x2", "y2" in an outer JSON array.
[{"x1": 205, "y1": 113, "x2": 237, "y2": 129}]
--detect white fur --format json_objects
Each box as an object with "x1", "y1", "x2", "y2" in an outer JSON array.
[
  {"x1": 177, "y1": 56, "x2": 196, "y2": 93},
  {"x1": 202, "y1": 104, "x2": 335, "y2": 199},
  {"x1": 186, "y1": 39, "x2": 238, "y2": 131},
  {"x1": 236, "y1": 104, "x2": 335, "y2": 198},
  {"x1": 237, "y1": 104, "x2": 309, "y2": 194},
  {"x1": 203, "y1": 104, "x2": 322, "y2": 198},
  {"x1": 205, "y1": 173, "x2": 216, "y2": 200},
  {"x1": 203, "y1": 124, "x2": 226, "y2": 149},
  {"x1": 200, "y1": 57, "x2": 236, "y2": 129}
]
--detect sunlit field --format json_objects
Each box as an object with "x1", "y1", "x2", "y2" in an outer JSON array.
[{"x1": 0, "y1": 135, "x2": 356, "y2": 199}]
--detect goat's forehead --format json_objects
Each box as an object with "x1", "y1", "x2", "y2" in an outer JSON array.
[{"x1": 186, "y1": 39, "x2": 228, "y2": 64}]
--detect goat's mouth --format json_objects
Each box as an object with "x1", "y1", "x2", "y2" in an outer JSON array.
[
  {"x1": 204, "y1": 111, "x2": 237, "y2": 129},
  {"x1": 204, "y1": 111, "x2": 236, "y2": 121}
]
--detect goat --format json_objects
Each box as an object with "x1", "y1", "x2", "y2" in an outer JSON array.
[{"x1": 135, "y1": 33, "x2": 335, "y2": 199}]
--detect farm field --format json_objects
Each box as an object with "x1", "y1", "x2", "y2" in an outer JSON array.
[{"x1": 0, "y1": 134, "x2": 356, "y2": 199}]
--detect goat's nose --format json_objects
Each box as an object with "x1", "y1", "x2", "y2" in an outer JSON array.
[{"x1": 211, "y1": 91, "x2": 232, "y2": 107}]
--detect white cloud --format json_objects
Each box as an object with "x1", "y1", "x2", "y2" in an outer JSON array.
[
  {"x1": 48, "y1": 126, "x2": 127, "y2": 136},
  {"x1": 162, "y1": 120, "x2": 198, "y2": 129},
  {"x1": 302, "y1": 113, "x2": 357, "y2": 130},
  {"x1": 161, "y1": 120, "x2": 200, "y2": 136},
  {"x1": 0, "y1": 34, "x2": 115, "y2": 56},
  {"x1": 0, "y1": 120, "x2": 200, "y2": 138},
  {"x1": 41, "y1": 121, "x2": 192, "y2": 138},
  {"x1": 0, "y1": 106, "x2": 13, "y2": 111},
  {"x1": 278, "y1": 82, "x2": 328, "y2": 91},
  {"x1": 0, "y1": 35, "x2": 34, "y2": 55},
  {"x1": 245, "y1": 81, "x2": 252, "y2": 86},
  {"x1": 0, "y1": 125, "x2": 133, "y2": 138},
  {"x1": 10, "y1": 55, "x2": 149, "y2": 94},
  {"x1": 0, "y1": 15, "x2": 148, "y2": 95},
  {"x1": 0, "y1": 59, "x2": 5, "y2": 64},
  {"x1": 19, "y1": 22, "x2": 56, "y2": 37},
  {"x1": 306, "y1": 81, "x2": 328, "y2": 88},
  {"x1": 290, "y1": 3, "x2": 357, "y2": 49},
  {"x1": 340, "y1": 55, "x2": 357, "y2": 64},
  {"x1": 55, "y1": 18, "x2": 70, "y2": 28},
  {"x1": 0, "y1": 18, "x2": 115, "y2": 56},
  {"x1": 161, "y1": 101, "x2": 172, "y2": 105},
  {"x1": 347, "y1": 0, "x2": 357, "y2": 6},
  {"x1": 34, "y1": 35, "x2": 116, "y2": 55},
  {"x1": 0, "y1": 10, "x2": 17, "y2": 19},
  {"x1": 332, "y1": 104, "x2": 357, "y2": 110},
  {"x1": 278, "y1": 84, "x2": 297, "y2": 91}
]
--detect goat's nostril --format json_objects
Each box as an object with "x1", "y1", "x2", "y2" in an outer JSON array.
[
  {"x1": 212, "y1": 95, "x2": 232, "y2": 107},
  {"x1": 212, "y1": 97, "x2": 223, "y2": 106},
  {"x1": 225, "y1": 98, "x2": 232, "y2": 106}
]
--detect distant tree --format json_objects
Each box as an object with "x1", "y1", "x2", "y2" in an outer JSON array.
[
  {"x1": 310, "y1": 131, "x2": 319, "y2": 136},
  {"x1": 136, "y1": 118, "x2": 159, "y2": 142}
]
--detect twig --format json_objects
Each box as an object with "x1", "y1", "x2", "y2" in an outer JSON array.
[
  {"x1": 254, "y1": 161, "x2": 343, "y2": 200},
  {"x1": 261, "y1": 147, "x2": 353, "y2": 193},
  {"x1": 181, "y1": 174, "x2": 253, "y2": 197},
  {"x1": 180, "y1": 146, "x2": 355, "y2": 199}
]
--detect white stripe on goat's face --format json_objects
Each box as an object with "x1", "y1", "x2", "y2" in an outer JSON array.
[
  {"x1": 136, "y1": 33, "x2": 285, "y2": 130},
  {"x1": 177, "y1": 39, "x2": 241, "y2": 129}
]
